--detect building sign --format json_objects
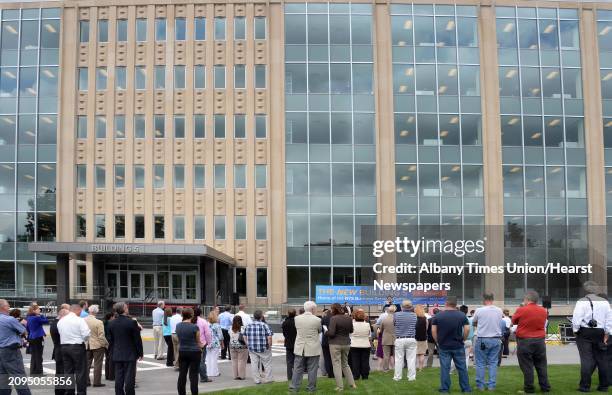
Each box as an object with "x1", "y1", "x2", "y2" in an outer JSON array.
[
  {"x1": 315, "y1": 285, "x2": 447, "y2": 306},
  {"x1": 90, "y1": 244, "x2": 144, "y2": 253}
]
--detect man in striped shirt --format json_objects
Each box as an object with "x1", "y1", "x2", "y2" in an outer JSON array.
[{"x1": 393, "y1": 299, "x2": 418, "y2": 381}]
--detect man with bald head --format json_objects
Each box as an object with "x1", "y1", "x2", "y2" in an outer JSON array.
[
  {"x1": 0, "y1": 299, "x2": 31, "y2": 394},
  {"x1": 58, "y1": 304, "x2": 91, "y2": 395}
]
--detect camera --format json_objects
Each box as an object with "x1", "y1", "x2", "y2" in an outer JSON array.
[{"x1": 587, "y1": 319, "x2": 598, "y2": 328}]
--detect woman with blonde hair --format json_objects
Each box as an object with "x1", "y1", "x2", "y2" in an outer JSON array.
[
  {"x1": 350, "y1": 309, "x2": 372, "y2": 380},
  {"x1": 205, "y1": 311, "x2": 224, "y2": 377},
  {"x1": 414, "y1": 305, "x2": 428, "y2": 371}
]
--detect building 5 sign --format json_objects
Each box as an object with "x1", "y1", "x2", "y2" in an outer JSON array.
[
  {"x1": 315, "y1": 285, "x2": 446, "y2": 306},
  {"x1": 90, "y1": 244, "x2": 144, "y2": 253}
]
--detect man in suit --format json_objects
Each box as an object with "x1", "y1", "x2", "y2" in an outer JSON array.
[
  {"x1": 85, "y1": 305, "x2": 108, "y2": 387},
  {"x1": 108, "y1": 302, "x2": 143, "y2": 395},
  {"x1": 289, "y1": 301, "x2": 322, "y2": 393},
  {"x1": 379, "y1": 304, "x2": 397, "y2": 371},
  {"x1": 50, "y1": 308, "x2": 69, "y2": 395}
]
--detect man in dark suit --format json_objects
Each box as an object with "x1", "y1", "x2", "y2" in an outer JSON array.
[
  {"x1": 50, "y1": 308, "x2": 69, "y2": 395},
  {"x1": 108, "y1": 302, "x2": 143, "y2": 395}
]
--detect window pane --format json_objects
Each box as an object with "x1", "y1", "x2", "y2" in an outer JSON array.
[
  {"x1": 77, "y1": 116, "x2": 87, "y2": 138},
  {"x1": 117, "y1": 20, "x2": 127, "y2": 42},
  {"x1": 174, "y1": 66, "x2": 185, "y2": 89},
  {"x1": 116, "y1": 67, "x2": 126, "y2": 90},
  {"x1": 234, "y1": 65, "x2": 245, "y2": 89},
  {"x1": 256, "y1": 115, "x2": 266, "y2": 138},
  {"x1": 255, "y1": 65, "x2": 266, "y2": 88},
  {"x1": 136, "y1": 19, "x2": 147, "y2": 41},
  {"x1": 80, "y1": 21, "x2": 89, "y2": 43},
  {"x1": 255, "y1": 17, "x2": 266, "y2": 40},
  {"x1": 154, "y1": 216, "x2": 164, "y2": 239},
  {"x1": 214, "y1": 165, "x2": 225, "y2": 188},
  {"x1": 95, "y1": 117, "x2": 106, "y2": 138},
  {"x1": 255, "y1": 165, "x2": 267, "y2": 188},
  {"x1": 194, "y1": 165, "x2": 205, "y2": 188},
  {"x1": 215, "y1": 18, "x2": 226, "y2": 40},
  {"x1": 156, "y1": 18, "x2": 166, "y2": 41},
  {"x1": 234, "y1": 165, "x2": 246, "y2": 188},
  {"x1": 95, "y1": 215, "x2": 105, "y2": 238},
  {"x1": 95, "y1": 166, "x2": 105, "y2": 188},
  {"x1": 134, "y1": 116, "x2": 145, "y2": 138},
  {"x1": 134, "y1": 166, "x2": 144, "y2": 188},
  {"x1": 155, "y1": 66, "x2": 165, "y2": 89},
  {"x1": 135, "y1": 215, "x2": 145, "y2": 238},
  {"x1": 174, "y1": 165, "x2": 184, "y2": 188},
  {"x1": 214, "y1": 216, "x2": 225, "y2": 239},
  {"x1": 154, "y1": 115, "x2": 165, "y2": 138},
  {"x1": 235, "y1": 216, "x2": 246, "y2": 239},
  {"x1": 195, "y1": 17, "x2": 206, "y2": 40},
  {"x1": 235, "y1": 17, "x2": 246, "y2": 40},
  {"x1": 194, "y1": 66, "x2": 205, "y2": 89},
  {"x1": 194, "y1": 115, "x2": 205, "y2": 138},
  {"x1": 175, "y1": 18, "x2": 186, "y2": 41},
  {"x1": 256, "y1": 216, "x2": 267, "y2": 240},
  {"x1": 115, "y1": 215, "x2": 125, "y2": 238},
  {"x1": 98, "y1": 20, "x2": 108, "y2": 42},
  {"x1": 194, "y1": 216, "x2": 205, "y2": 239},
  {"x1": 154, "y1": 165, "x2": 164, "y2": 188},
  {"x1": 174, "y1": 116, "x2": 185, "y2": 138},
  {"x1": 234, "y1": 115, "x2": 245, "y2": 138},
  {"x1": 174, "y1": 216, "x2": 185, "y2": 239},
  {"x1": 114, "y1": 115, "x2": 125, "y2": 138},
  {"x1": 214, "y1": 115, "x2": 225, "y2": 138},
  {"x1": 215, "y1": 66, "x2": 225, "y2": 89}
]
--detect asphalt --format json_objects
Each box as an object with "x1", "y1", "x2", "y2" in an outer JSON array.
[{"x1": 21, "y1": 328, "x2": 581, "y2": 394}]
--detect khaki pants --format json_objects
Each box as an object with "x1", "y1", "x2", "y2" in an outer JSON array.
[
  {"x1": 231, "y1": 348, "x2": 248, "y2": 379},
  {"x1": 172, "y1": 334, "x2": 180, "y2": 367},
  {"x1": 329, "y1": 344, "x2": 355, "y2": 390},
  {"x1": 383, "y1": 345, "x2": 394, "y2": 371},
  {"x1": 153, "y1": 326, "x2": 164, "y2": 359},
  {"x1": 87, "y1": 347, "x2": 105, "y2": 386},
  {"x1": 249, "y1": 349, "x2": 273, "y2": 384}
]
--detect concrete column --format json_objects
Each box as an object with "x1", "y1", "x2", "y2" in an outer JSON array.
[
  {"x1": 580, "y1": 8, "x2": 607, "y2": 289},
  {"x1": 56, "y1": 254, "x2": 70, "y2": 305},
  {"x1": 479, "y1": 5, "x2": 505, "y2": 304}
]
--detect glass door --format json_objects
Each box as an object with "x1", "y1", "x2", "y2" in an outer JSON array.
[
  {"x1": 171, "y1": 273, "x2": 183, "y2": 300},
  {"x1": 144, "y1": 273, "x2": 155, "y2": 300},
  {"x1": 185, "y1": 273, "x2": 197, "y2": 301},
  {"x1": 106, "y1": 272, "x2": 119, "y2": 298},
  {"x1": 169, "y1": 272, "x2": 198, "y2": 302},
  {"x1": 129, "y1": 272, "x2": 142, "y2": 300}
]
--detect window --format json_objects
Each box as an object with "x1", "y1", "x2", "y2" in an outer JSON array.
[
  {"x1": 175, "y1": 18, "x2": 186, "y2": 41},
  {"x1": 95, "y1": 165, "x2": 105, "y2": 188},
  {"x1": 214, "y1": 164, "x2": 225, "y2": 188},
  {"x1": 234, "y1": 164, "x2": 246, "y2": 188},
  {"x1": 77, "y1": 265, "x2": 87, "y2": 291},
  {"x1": 77, "y1": 116, "x2": 87, "y2": 139},
  {"x1": 96, "y1": 68, "x2": 107, "y2": 90},
  {"x1": 255, "y1": 165, "x2": 267, "y2": 188},
  {"x1": 79, "y1": 21, "x2": 89, "y2": 43},
  {"x1": 174, "y1": 216, "x2": 185, "y2": 239},
  {"x1": 194, "y1": 165, "x2": 205, "y2": 188},
  {"x1": 95, "y1": 116, "x2": 106, "y2": 138},
  {"x1": 154, "y1": 66, "x2": 165, "y2": 89},
  {"x1": 115, "y1": 165, "x2": 125, "y2": 188},
  {"x1": 115, "y1": 115, "x2": 125, "y2": 138},
  {"x1": 194, "y1": 115, "x2": 205, "y2": 138},
  {"x1": 194, "y1": 215, "x2": 205, "y2": 239},
  {"x1": 174, "y1": 165, "x2": 185, "y2": 188},
  {"x1": 155, "y1": 18, "x2": 166, "y2": 41},
  {"x1": 256, "y1": 268, "x2": 267, "y2": 297},
  {"x1": 154, "y1": 165, "x2": 164, "y2": 188},
  {"x1": 135, "y1": 66, "x2": 146, "y2": 90},
  {"x1": 194, "y1": 66, "x2": 205, "y2": 89},
  {"x1": 255, "y1": 17, "x2": 266, "y2": 40},
  {"x1": 117, "y1": 20, "x2": 127, "y2": 42},
  {"x1": 95, "y1": 214, "x2": 105, "y2": 238},
  {"x1": 255, "y1": 65, "x2": 266, "y2": 88},
  {"x1": 76, "y1": 165, "x2": 86, "y2": 188},
  {"x1": 256, "y1": 115, "x2": 266, "y2": 138},
  {"x1": 195, "y1": 17, "x2": 206, "y2": 40},
  {"x1": 214, "y1": 115, "x2": 225, "y2": 138},
  {"x1": 115, "y1": 215, "x2": 125, "y2": 238},
  {"x1": 116, "y1": 67, "x2": 126, "y2": 90},
  {"x1": 134, "y1": 215, "x2": 145, "y2": 238},
  {"x1": 214, "y1": 216, "x2": 225, "y2": 239},
  {"x1": 136, "y1": 18, "x2": 147, "y2": 41},
  {"x1": 234, "y1": 115, "x2": 246, "y2": 138},
  {"x1": 172, "y1": 116, "x2": 184, "y2": 138},
  {"x1": 256, "y1": 216, "x2": 267, "y2": 239},
  {"x1": 154, "y1": 215, "x2": 164, "y2": 239},
  {"x1": 154, "y1": 115, "x2": 165, "y2": 138},
  {"x1": 214, "y1": 66, "x2": 225, "y2": 89},
  {"x1": 78, "y1": 68, "x2": 88, "y2": 91},
  {"x1": 235, "y1": 216, "x2": 246, "y2": 239},
  {"x1": 215, "y1": 18, "x2": 226, "y2": 40},
  {"x1": 174, "y1": 66, "x2": 185, "y2": 89},
  {"x1": 234, "y1": 65, "x2": 246, "y2": 89},
  {"x1": 134, "y1": 165, "x2": 144, "y2": 188},
  {"x1": 235, "y1": 268, "x2": 247, "y2": 296},
  {"x1": 134, "y1": 115, "x2": 145, "y2": 138},
  {"x1": 98, "y1": 20, "x2": 108, "y2": 42},
  {"x1": 76, "y1": 215, "x2": 86, "y2": 238},
  {"x1": 234, "y1": 17, "x2": 246, "y2": 40}
]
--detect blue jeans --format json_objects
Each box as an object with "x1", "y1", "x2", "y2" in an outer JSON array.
[
  {"x1": 474, "y1": 337, "x2": 502, "y2": 390},
  {"x1": 438, "y1": 347, "x2": 472, "y2": 393}
]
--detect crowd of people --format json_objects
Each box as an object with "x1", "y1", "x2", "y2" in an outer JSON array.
[{"x1": 0, "y1": 281, "x2": 610, "y2": 394}]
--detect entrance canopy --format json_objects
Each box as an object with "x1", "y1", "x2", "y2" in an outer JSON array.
[{"x1": 28, "y1": 242, "x2": 236, "y2": 305}]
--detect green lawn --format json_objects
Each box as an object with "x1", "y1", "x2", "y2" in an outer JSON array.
[{"x1": 209, "y1": 365, "x2": 602, "y2": 394}]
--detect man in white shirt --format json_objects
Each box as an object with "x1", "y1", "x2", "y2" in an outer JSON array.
[
  {"x1": 236, "y1": 304, "x2": 252, "y2": 327},
  {"x1": 571, "y1": 281, "x2": 610, "y2": 392},
  {"x1": 151, "y1": 301, "x2": 165, "y2": 360},
  {"x1": 170, "y1": 307, "x2": 183, "y2": 368},
  {"x1": 57, "y1": 304, "x2": 91, "y2": 395},
  {"x1": 472, "y1": 292, "x2": 503, "y2": 391}
]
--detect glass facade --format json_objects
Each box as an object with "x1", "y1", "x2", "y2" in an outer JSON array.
[
  {"x1": 598, "y1": 10, "x2": 612, "y2": 286},
  {"x1": 0, "y1": 8, "x2": 60, "y2": 298},
  {"x1": 391, "y1": 4, "x2": 484, "y2": 301},
  {"x1": 497, "y1": 7, "x2": 586, "y2": 303},
  {"x1": 285, "y1": 3, "x2": 376, "y2": 300}
]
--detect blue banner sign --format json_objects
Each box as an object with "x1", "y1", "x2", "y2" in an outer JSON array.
[{"x1": 315, "y1": 286, "x2": 447, "y2": 306}]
